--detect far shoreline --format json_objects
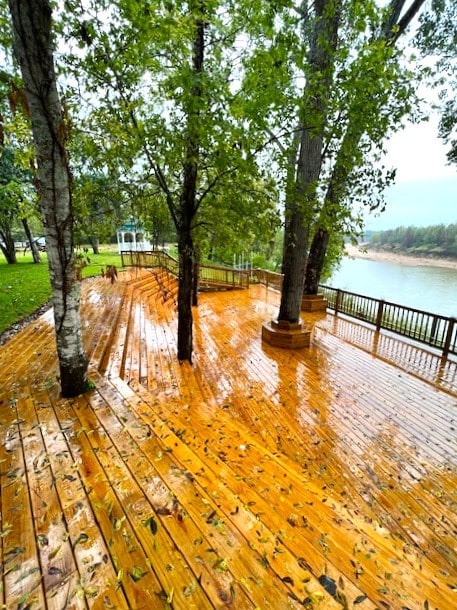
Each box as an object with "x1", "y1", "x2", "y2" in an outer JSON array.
[{"x1": 345, "y1": 244, "x2": 457, "y2": 270}]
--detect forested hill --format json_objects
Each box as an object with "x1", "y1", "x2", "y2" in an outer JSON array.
[{"x1": 368, "y1": 223, "x2": 457, "y2": 259}]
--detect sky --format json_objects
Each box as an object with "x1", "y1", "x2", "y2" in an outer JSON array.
[
  {"x1": 365, "y1": 114, "x2": 457, "y2": 231},
  {"x1": 363, "y1": 1, "x2": 457, "y2": 232}
]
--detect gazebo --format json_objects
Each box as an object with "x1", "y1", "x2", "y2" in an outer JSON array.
[{"x1": 116, "y1": 218, "x2": 151, "y2": 253}]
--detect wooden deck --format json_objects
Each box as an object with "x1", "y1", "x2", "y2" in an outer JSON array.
[{"x1": 0, "y1": 268, "x2": 456, "y2": 610}]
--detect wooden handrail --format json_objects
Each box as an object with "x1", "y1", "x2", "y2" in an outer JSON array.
[{"x1": 120, "y1": 250, "x2": 249, "y2": 289}]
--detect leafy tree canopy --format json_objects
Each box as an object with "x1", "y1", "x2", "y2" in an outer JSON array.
[{"x1": 417, "y1": 0, "x2": 457, "y2": 165}]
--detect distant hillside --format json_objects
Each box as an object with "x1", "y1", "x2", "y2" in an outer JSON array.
[{"x1": 367, "y1": 223, "x2": 457, "y2": 260}]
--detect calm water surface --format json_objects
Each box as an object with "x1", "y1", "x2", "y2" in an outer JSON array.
[{"x1": 329, "y1": 257, "x2": 457, "y2": 318}]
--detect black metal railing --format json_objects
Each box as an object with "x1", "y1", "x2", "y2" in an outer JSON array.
[{"x1": 319, "y1": 285, "x2": 457, "y2": 359}]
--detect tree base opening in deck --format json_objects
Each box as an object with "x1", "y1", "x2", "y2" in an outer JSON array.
[
  {"x1": 301, "y1": 293, "x2": 328, "y2": 312},
  {"x1": 261, "y1": 318, "x2": 312, "y2": 348}
]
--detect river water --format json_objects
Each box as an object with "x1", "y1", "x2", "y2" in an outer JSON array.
[{"x1": 328, "y1": 257, "x2": 457, "y2": 318}]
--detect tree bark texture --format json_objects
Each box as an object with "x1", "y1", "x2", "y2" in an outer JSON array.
[
  {"x1": 177, "y1": 229, "x2": 194, "y2": 361},
  {"x1": 278, "y1": 0, "x2": 340, "y2": 322},
  {"x1": 0, "y1": 226, "x2": 17, "y2": 264},
  {"x1": 192, "y1": 244, "x2": 200, "y2": 307},
  {"x1": 22, "y1": 217, "x2": 42, "y2": 263},
  {"x1": 303, "y1": 227, "x2": 329, "y2": 294},
  {"x1": 9, "y1": 0, "x2": 88, "y2": 397}
]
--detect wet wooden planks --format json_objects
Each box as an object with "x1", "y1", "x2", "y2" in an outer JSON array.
[
  {"x1": 105, "y1": 273, "x2": 457, "y2": 608},
  {"x1": 191, "y1": 287, "x2": 457, "y2": 607},
  {"x1": 1, "y1": 271, "x2": 456, "y2": 609}
]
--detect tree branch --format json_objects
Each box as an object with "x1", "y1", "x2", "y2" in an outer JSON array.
[{"x1": 382, "y1": 0, "x2": 427, "y2": 44}]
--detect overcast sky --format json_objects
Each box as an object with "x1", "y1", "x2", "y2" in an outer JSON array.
[{"x1": 365, "y1": 114, "x2": 457, "y2": 231}]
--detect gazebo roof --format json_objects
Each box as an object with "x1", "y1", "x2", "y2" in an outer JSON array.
[{"x1": 118, "y1": 217, "x2": 144, "y2": 232}]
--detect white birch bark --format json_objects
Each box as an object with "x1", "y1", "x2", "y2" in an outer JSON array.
[{"x1": 8, "y1": 0, "x2": 88, "y2": 396}]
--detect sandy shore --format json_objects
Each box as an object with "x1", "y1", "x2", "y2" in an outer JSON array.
[{"x1": 345, "y1": 244, "x2": 457, "y2": 270}]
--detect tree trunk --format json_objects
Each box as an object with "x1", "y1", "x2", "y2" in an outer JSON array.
[
  {"x1": 278, "y1": 0, "x2": 340, "y2": 322},
  {"x1": 303, "y1": 227, "x2": 329, "y2": 294},
  {"x1": 192, "y1": 244, "x2": 200, "y2": 307},
  {"x1": 9, "y1": 0, "x2": 88, "y2": 397},
  {"x1": 90, "y1": 235, "x2": 100, "y2": 254},
  {"x1": 175, "y1": 1, "x2": 205, "y2": 361},
  {"x1": 278, "y1": 210, "x2": 309, "y2": 322},
  {"x1": 0, "y1": 227, "x2": 17, "y2": 264},
  {"x1": 22, "y1": 217, "x2": 42, "y2": 263},
  {"x1": 177, "y1": 229, "x2": 194, "y2": 361}
]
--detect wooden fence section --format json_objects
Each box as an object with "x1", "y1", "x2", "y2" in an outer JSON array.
[
  {"x1": 251, "y1": 268, "x2": 283, "y2": 291},
  {"x1": 320, "y1": 285, "x2": 457, "y2": 358},
  {"x1": 121, "y1": 250, "x2": 249, "y2": 290}
]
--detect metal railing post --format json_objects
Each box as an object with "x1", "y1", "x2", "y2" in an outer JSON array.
[
  {"x1": 442, "y1": 318, "x2": 456, "y2": 359},
  {"x1": 335, "y1": 289, "x2": 342, "y2": 315},
  {"x1": 376, "y1": 300, "x2": 385, "y2": 331}
]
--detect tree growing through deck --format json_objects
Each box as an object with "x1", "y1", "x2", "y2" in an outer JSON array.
[
  {"x1": 275, "y1": 0, "x2": 428, "y2": 324},
  {"x1": 58, "y1": 0, "x2": 278, "y2": 363}
]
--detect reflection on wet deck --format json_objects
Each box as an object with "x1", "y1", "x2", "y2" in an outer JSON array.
[
  {"x1": 318, "y1": 314, "x2": 457, "y2": 395},
  {"x1": 0, "y1": 269, "x2": 456, "y2": 610}
]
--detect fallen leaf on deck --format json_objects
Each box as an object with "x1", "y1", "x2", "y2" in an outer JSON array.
[{"x1": 130, "y1": 566, "x2": 147, "y2": 582}]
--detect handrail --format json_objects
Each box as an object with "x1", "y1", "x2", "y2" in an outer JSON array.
[
  {"x1": 121, "y1": 252, "x2": 456, "y2": 359},
  {"x1": 251, "y1": 268, "x2": 283, "y2": 290},
  {"x1": 120, "y1": 250, "x2": 249, "y2": 289},
  {"x1": 250, "y1": 270, "x2": 456, "y2": 359},
  {"x1": 319, "y1": 285, "x2": 457, "y2": 359}
]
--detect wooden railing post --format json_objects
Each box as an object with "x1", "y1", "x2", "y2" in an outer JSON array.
[
  {"x1": 376, "y1": 300, "x2": 385, "y2": 331},
  {"x1": 442, "y1": 318, "x2": 456, "y2": 359}
]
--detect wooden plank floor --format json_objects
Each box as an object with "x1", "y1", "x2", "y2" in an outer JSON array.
[{"x1": 0, "y1": 270, "x2": 456, "y2": 610}]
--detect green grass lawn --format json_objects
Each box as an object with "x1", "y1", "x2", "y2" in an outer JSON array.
[{"x1": 0, "y1": 248, "x2": 122, "y2": 335}]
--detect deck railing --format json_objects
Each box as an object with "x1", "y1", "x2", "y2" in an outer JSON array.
[
  {"x1": 120, "y1": 250, "x2": 249, "y2": 289},
  {"x1": 251, "y1": 268, "x2": 284, "y2": 291},
  {"x1": 121, "y1": 254, "x2": 456, "y2": 358},
  {"x1": 198, "y1": 263, "x2": 250, "y2": 288},
  {"x1": 320, "y1": 285, "x2": 457, "y2": 359}
]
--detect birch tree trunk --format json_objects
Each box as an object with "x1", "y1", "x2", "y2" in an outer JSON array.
[{"x1": 8, "y1": 0, "x2": 88, "y2": 397}]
